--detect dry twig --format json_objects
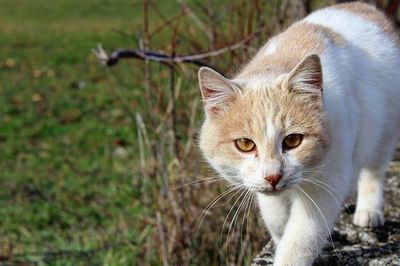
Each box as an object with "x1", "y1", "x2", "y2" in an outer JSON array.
[{"x1": 92, "y1": 29, "x2": 262, "y2": 73}]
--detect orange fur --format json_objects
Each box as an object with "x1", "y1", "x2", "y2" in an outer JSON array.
[
  {"x1": 200, "y1": 73, "x2": 331, "y2": 168},
  {"x1": 237, "y1": 22, "x2": 345, "y2": 80}
]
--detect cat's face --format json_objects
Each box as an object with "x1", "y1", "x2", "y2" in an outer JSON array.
[{"x1": 198, "y1": 55, "x2": 331, "y2": 194}]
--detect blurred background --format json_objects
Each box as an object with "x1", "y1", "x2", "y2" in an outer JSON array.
[{"x1": 0, "y1": 0, "x2": 398, "y2": 265}]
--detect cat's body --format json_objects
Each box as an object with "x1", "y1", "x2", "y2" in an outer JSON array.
[{"x1": 198, "y1": 2, "x2": 400, "y2": 266}]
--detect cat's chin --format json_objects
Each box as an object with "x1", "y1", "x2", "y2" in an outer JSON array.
[
  {"x1": 244, "y1": 180, "x2": 294, "y2": 194},
  {"x1": 249, "y1": 186, "x2": 287, "y2": 195}
]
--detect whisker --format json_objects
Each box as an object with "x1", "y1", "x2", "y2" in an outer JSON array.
[
  {"x1": 172, "y1": 176, "x2": 221, "y2": 190},
  {"x1": 231, "y1": 189, "x2": 251, "y2": 243},
  {"x1": 305, "y1": 158, "x2": 334, "y2": 172},
  {"x1": 298, "y1": 169, "x2": 350, "y2": 200},
  {"x1": 219, "y1": 188, "x2": 247, "y2": 250},
  {"x1": 301, "y1": 169, "x2": 347, "y2": 179},
  {"x1": 195, "y1": 184, "x2": 243, "y2": 239},
  {"x1": 291, "y1": 190, "x2": 319, "y2": 249},
  {"x1": 299, "y1": 178, "x2": 343, "y2": 209},
  {"x1": 239, "y1": 190, "x2": 252, "y2": 237},
  {"x1": 213, "y1": 184, "x2": 248, "y2": 208},
  {"x1": 298, "y1": 177, "x2": 352, "y2": 237},
  {"x1": 297, "y1": 175, "x2": 351, "y2": 212},
  {"x1": 296, "y1": 186, "x2": 340, "y2": 259},
  {"x1": 225, "y1": 189, "x2": 251, "y2": 260},
  {"x1": 240, "y1": 190, "x2": 254, "y2": 245}
]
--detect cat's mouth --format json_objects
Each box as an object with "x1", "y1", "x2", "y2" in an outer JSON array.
[
  {"x1": 244, "y1": 176, "x2": 297, "y2": 194},
  {"x1": 248, "y1": 185, "x2": 288, "y2": 194}
]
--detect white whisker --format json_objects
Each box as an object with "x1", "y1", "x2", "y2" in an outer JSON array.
[
  {"x1": 172, "y1": 176, "x2": 221, "y2": 190},
  {"x1": 219, "y1": 188, "x2": 247, "y2": 248},
  {"x1": 296, "y1": 186, "x2": 340, "y2": 259},
  {"x1": 299, "y1": 178, "x2": 343, "y2": 210},
  {"x1": 195, "y1": 184, "x2": 243, "y2": 239},
  {"x1": 226, "y1": 189, "x2": 251, "y2": 259}
]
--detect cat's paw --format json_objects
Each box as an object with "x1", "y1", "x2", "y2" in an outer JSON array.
[{"x1": 352, "y1": 210, "x2": 384, "y2": 227}]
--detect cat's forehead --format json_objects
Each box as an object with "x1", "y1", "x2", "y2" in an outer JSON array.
[
  {"x1": 220, "y1": 87, "x2": 287, "y2": 137},
  {"x1": 237, "y1": 76, "x2": 290, "y2": 111},
  {"x1": 220, "y1": 80, "x2": 319, "y2": 137},
  {"x1": 234, "y1": 73, "x2": 287, "y2": 91}
]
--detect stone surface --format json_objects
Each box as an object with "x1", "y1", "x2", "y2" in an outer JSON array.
[{"x1": 252, "y1": 161, "x2": 400, "y2": 266}]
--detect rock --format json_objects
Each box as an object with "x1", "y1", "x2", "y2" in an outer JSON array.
[{"x1": 252, "y1": 174, "x2": 400, "y2": 265}]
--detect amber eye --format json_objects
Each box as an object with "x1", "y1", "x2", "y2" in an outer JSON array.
[
  {"x1": 234, "y1": 138, "x2": 256, "y2": 152},
  {"x1": 283, "y1": 134, "x2": 303, "y2": 150}
]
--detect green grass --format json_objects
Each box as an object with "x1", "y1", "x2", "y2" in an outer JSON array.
[{"x1": 0, "y1": 1, "x2": 171, "y2": 265}]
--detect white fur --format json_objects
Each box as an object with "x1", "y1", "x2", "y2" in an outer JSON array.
[
  {"x1": 264, "y1": 38, "x2": 278, "y2": 55},
  {"x1": 258, "y1": 7, "x2": 400, "y2": 265},
  {"x1": 266, "y1": 118, "x2": 277, "y2": 140},
  {"x1": 199, "y1": 4, "x2": 400, "y2": 266}
]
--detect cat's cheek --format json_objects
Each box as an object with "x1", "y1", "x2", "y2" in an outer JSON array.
[
  {"x1": 280, "y1": 154, "x2": 303, "y2": 186},
  {"x1": 290, "y1": 137, "x2": 326, "y2": 166}
]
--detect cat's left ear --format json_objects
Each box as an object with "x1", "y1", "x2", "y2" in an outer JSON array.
[
  {"x1": 198, "y1": 67, "x2": 240, "y2": 116},
  {"x1": 286, "y1": 54, "x2": 323, "y2": 97}
]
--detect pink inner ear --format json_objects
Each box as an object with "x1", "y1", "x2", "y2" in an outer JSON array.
[
  {"x1": 202, "y1": 86, "x2": 218, "y2": 99},
  {"x1": 201, "y1": 86, "x2": 225, "y2": 115},
  {"x1": 201, "y1": 86, "x2": 221, "y2": 114},
  {"x1": 309, "y1": 74, "x2": 322, "y2": 88}
]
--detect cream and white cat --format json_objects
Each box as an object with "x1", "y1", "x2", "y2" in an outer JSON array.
[{"x1": 197, "y1": 2, "x2": 400, "y2": 265}]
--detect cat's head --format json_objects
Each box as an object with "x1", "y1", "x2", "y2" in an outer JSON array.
[{"x1": 198, "y1": 54, "x2": 331, "y2": 194}]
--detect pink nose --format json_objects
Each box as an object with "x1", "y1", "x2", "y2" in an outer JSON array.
[{"x1": 264, "y1": 174, "x2": 282, "y2": 189}]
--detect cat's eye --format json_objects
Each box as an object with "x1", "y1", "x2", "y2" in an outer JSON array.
[
  {"x1": 283, "y1": 134, "x2": 303, "y2": 150},
  {"x1": 234, "y1": 138, "x2": 256, "y2": 152}
]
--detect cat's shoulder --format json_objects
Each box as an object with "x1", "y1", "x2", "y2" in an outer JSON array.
[
  {"x1": 305, "y1": 2, "x2": 397, "y2": 42},
  {"x1": 328, "y1": 2, "x2": 387, "y2": 25}
]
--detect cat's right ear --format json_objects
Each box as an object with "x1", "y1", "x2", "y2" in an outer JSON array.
[{"x1": 198, "y1": 67, "x2": 239, "y2": 117}]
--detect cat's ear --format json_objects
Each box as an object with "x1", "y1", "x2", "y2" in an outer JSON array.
[
  {"x1": 286, "y1": 54, "x2": 323, "y2": 97},
  {"x1": 198, "y1": 67, "x2": 239, "y2": 116}
]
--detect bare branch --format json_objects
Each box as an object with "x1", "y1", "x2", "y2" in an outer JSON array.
[{"x1": 92, "y1": 30, "x2": 261, "y2": 72}]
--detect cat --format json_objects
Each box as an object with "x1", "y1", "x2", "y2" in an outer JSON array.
[{"x1": 197, "y1": 2, "x2": 400, "y2": 265}]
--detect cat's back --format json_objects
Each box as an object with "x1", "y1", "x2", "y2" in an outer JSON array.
[
  {"x1": 304, "y1": 2, "x2": 399, "y2": 60},
  {"x1": 305, "y1": 2, "x2": 400, "y2": 166},
  {"x1": 238, "y1": 3, "x2": 400, "y2": 82}
]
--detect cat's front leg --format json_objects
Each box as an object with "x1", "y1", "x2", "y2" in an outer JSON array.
[
  {"x1": 273, "y1": 190, "x2": 340, "y2": 266},
  {"x1": 353, "y1": 167, "x2": 385, "y2": 227}
]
